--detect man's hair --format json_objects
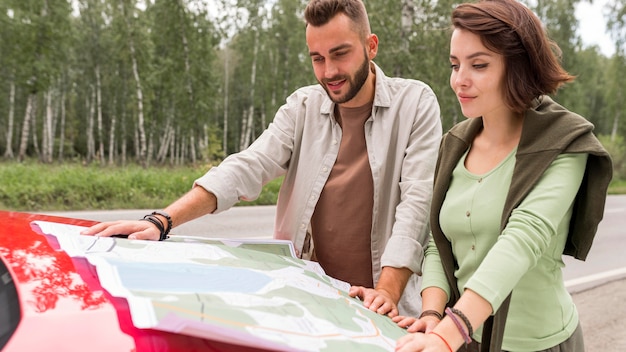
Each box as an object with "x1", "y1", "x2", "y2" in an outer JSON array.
[
  {"x1": 304, "y1": 0, "x2": 371, "y2": 39},
  {"x1": 452, "y1": 0, "x2": 575, "y2": 113}
]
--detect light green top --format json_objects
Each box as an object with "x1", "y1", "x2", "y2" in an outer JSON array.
[{"x1": 423, "y1": 149, "x2": 588, "y2": 351}]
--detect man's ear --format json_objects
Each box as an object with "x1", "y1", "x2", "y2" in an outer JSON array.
[{"x1": 367, "y1": 33, "x2": 379, "y2": 60}]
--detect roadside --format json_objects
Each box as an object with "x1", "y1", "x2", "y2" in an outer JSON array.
[{"x1": 573, "y1": 278, "x2": 626, "y2": 351}]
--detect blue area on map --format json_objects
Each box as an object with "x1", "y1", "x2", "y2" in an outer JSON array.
[{"x1": 107, "y1": 259, "x2": 273, "y2": 293}]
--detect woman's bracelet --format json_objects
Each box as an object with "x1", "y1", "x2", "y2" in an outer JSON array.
[
  {"x1": 445, "y1": 307, "x2": 473, "y2": 344},
  {"x1": 419, "y1": 309, "x2": 443, "y2": 320},
  {"x1": 428, "y1": 331, "x2": 453, "y2": 352}
]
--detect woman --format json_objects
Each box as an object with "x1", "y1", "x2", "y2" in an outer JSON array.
[{"x1": 393, "y1": 0, "x2": 613, "y2": 351}]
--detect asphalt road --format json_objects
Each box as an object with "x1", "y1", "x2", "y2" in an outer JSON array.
[{"x1": 41, "y1": 195, "x2": 626, "y2": 351}]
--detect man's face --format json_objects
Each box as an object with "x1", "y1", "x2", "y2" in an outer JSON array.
[{"x1": 306, "y1": 13, "x2": 377, "y2": 107}]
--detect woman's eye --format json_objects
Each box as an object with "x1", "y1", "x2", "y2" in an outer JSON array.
[
  {"x1": 450, "y1": 64, "x2": 459, "y2": 70},
  {"x1": 473, "y1": 63, "x2": 488, "y2": 69}
]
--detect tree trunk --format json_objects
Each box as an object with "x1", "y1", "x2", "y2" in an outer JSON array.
[
  {"x1": 108, "y1": 96, "x2": 117, "y2": 166},
  {"x1": 121, "y1": 110, "x2": 127, "y2": 166},
  {"x1": 223, "y1": 47, "x2": 230, "y2": 157},
  {"x1": 190, "y1": 134, "x2": 196, "y2": 163},
  {"x1": 239, "y1": 30, "x2": 260, "y2": 151},
  {"x1": 42, "y1": 90, "x2": 54, "y2": 163},
  {"x1": 4, "y1": 79, "x2": 15, "y2": 159},
  {"x1": 31, "y1": 100, "x2": 40, "y2": 161},
  {"x1": 610, "y1": 83, "x2": 623, "y2": 142},
  {"x1": 96, "y1": 64, "x2": 105, "y2": 165},
  {"x1": 122, "y1": 3, "x2": 147, "y2": 166},
  {"x1": 17, "y1": 94, "x2": 37, "y2": 162},
  {"x1": 86, "y1": 88, "x2": 95, "y2": 164},
  {"x1": 58, "y1": 89, "x2": 66, "y2": 162}
]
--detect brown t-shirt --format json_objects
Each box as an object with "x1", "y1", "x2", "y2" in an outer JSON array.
[{"x1": 310, "y1": 102, "x2": 374, "y2": 287}]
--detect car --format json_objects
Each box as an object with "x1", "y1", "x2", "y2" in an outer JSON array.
[{"x1": 0, "y1": 210, "x2": 276, "y2": 352}]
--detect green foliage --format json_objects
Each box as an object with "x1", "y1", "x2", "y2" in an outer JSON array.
[
  {"x1": 0, "y1": 161, "x2": 283, "y2": 211},
  {"x1": 609, "y1": 179, "x2": 626, "y2": 195},
  {"x1": 0, "y1": 0, "x2": 625, "y2": 165}
]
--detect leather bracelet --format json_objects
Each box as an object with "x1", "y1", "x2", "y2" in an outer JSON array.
[
  {"x1": 151, "y1": 210, "x2": 172, "y2": 239},
  {"x1": 140, "y1": 216, "x2": 165, "y2": 239},
  {"x1": 445, "y1": 307, "x2": 473, "y2": 344},
  {"x1": 141, "y1": 214, "x2": 169, "y2": 241},
  {"x1": 419, "y1": 309, "x2": 443, "y2": 320}
]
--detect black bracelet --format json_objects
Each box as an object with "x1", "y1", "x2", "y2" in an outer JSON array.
[
  {"x1": 140, "y1": 214, "x2": 169, "y2": 241},
  {"x1": 447, "y1": 307, "x2": 474, "y2": 339},
  {"x1": 151, "y1": 210, "x2": 172, "y2": 237},
  {"x1": 141, "y1": 215, "x2": 164, "y2": 236},
  {"x1": 419, "y1": 309, "x2": 443, "y2": 320}
]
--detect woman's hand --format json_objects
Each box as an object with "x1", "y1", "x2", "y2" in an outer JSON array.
[
  {"x1": 396, "y1": 331, "x2": 451, "y2": 352},
  {"x1": 393, "y1": 314, "x2": 440, "y2": 333}
]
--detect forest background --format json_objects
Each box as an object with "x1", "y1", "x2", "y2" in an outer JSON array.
[{"x1": 1, "y1": 0, "x2": 625, "y2": 211}]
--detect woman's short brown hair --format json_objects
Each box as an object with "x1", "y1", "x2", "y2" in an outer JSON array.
[
  {"x1": 452, "y1": 0, "x2": 575, "y2": 113},
  {"x1": 304, "y1": 0, "x2": 371, "y2": 40}
]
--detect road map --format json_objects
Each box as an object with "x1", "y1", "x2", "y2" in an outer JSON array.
[{"x1": 32, "y1": 220, "x2": 408, "y2": 352}]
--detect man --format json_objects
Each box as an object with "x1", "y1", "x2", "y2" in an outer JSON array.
[{"x1": 83, "y1": 0, "x2": 442, "y2": 317}]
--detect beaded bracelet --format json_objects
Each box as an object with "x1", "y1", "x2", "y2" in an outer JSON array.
[
  {"x1": 428, "y1": 331, "x2": 453, "y2": 352},
  {"x1": 445, "y1": 307, "x2": 473, "y2": 344},
  {"x1": 419, "y1": 309, "x2": 444, "y2": 320}
]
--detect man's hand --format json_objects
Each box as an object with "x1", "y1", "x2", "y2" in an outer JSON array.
[
  {"x1": 349, "y1": 286, "x2": 399, "y2": 317},
  {"x1": 349, "y1": 266, "x2": 413, "y2": 317},
  {"x1": 80, "y1": 220, "x2": 161, "y2": 241},
  {"x1": 81, "y1": 186, "x2": 218, "y2": 241}
]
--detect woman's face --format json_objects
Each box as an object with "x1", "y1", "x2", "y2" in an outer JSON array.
[{"x1": 449, "y1": 29, "x2": 509, "y2": 119}]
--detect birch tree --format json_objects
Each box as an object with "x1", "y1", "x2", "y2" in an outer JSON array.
[
  {"x1": 113, "y1": 0, "x2": 148, "y2": 166},
  {"x1": 606, "y1": 0, "x2": 626, "y2": 140}
]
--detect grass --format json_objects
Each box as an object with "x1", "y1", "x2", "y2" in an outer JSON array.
[
  {"x1": 0, "y1": 161, "x2": 283, "y2": 211},
  {"x1": 608, "y1": 179, "x2": 626, "y2": 195},
  {"x1": 0, "y1": 160, "x2": 623, "y2": 212}
]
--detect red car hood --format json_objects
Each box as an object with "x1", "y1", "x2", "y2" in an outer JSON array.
[
  {"x1": 0, "y1": 211, "x2": 134, "y2": 351},
  {"x1": 0, "y1": 211, "x2": 275, "y2": 352}
]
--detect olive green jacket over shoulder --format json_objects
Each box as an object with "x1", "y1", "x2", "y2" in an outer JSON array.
[{"x1": 431, "y1": 95, "x2": 613, "y2": 350}]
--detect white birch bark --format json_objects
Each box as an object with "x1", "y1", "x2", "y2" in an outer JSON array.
[
  {"x1": 42, "y1": 90, "x2": 53, "y2": 163},
  {"x1": 121, "y1": 3, "x2": 147, "y2": 165},
  {"x1": 239, "y1": 29, "x2": 259, "y2": 151},
  {"x1": 87, "y1": 87, "x2": 95, "y2": 163},
  {"x1": 4, "y1": 79, "x2": 15, "y2": 159},
  {"x1": 17, "y1": 94, "x2": 37, "y2": 162},
  {"x1": 108, "y1": 96, "x2": 117, "y2": 165},
  {"x1": 95, "y1": 64, "x2": 105, "y2": 165},
  {"x1": 223, "y1": 47, "x2": 230, "y2": 157},
  {"x1": 58, "y1": 89, "x2": 66, "y2": 162}
]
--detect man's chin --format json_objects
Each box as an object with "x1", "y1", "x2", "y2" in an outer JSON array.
[{"x1": 323, "y1": 89, "x2": 347, "y2": 104}]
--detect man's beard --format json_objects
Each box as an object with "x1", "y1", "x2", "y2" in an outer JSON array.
[{"x1": 320, "y1": 53, "x2": 370, "y2": 104}]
